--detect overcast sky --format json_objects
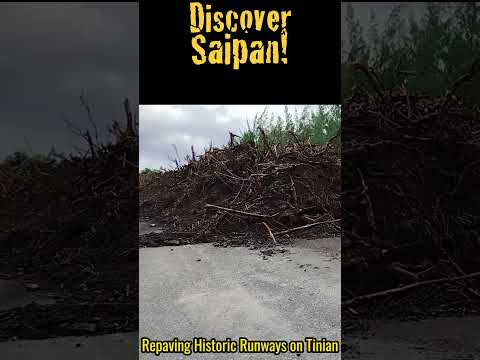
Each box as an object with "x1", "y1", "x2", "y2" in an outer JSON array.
[
  {"x1": 0, "y1": 3, "x2": 138, "y2": 158},
  {"x1": 140, "y1": 105, "x2": 317, "y2": 170}
]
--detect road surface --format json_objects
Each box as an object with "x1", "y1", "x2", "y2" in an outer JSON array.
[
  {"x1": 344, "y1": 316, "x2": 480, "y2": 359},
  {"x1": 140, "y1": 236, "x2": 341, "y2": 359}
]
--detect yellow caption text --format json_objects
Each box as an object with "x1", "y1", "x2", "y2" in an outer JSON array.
[
  {"x1": 140, "y1": 337, "x2": 340, "y2": 356},
  {"x1": 189, "y1": 2, "x2": 291, "y2": 70}
]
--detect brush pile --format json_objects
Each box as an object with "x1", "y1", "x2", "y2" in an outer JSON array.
[
  {"x1": 140, "y1": 141, "x2": 340, "y2": 247},
  {"x1": 0, "y1": 99, "x2": 138, "y2": 340},
  {"x1": 342, "y1": 68, "x2": 480, "y2": 328}
]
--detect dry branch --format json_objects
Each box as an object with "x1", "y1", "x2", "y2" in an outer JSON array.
[
  {"x1": 273, "y1": 219, "x2": 340, "y2": 236},
  {"x1": 262, "y1": 222, "x2": 277, "y2": 244},
  {"x1": 344, "y1": 272, "x2": 480, "y2": 307},
  {"x1": 205, "y1": 204, "x2": 271, "y2": 219}
]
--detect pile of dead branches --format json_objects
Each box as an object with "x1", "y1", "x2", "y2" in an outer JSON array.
[
  {"x1": 140, "y1": 141, "x2": 340, "y2": 246},
  {"x1": 0, "y1": 99, "x2": 138, "y2": 339},
  {"x1": 342, "y1": 68, "x2": 480, "y2": 325}
]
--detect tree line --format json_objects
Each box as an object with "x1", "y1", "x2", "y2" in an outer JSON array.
[{"x1": 342, "y1": 2, "x2": 480, "y2": 102}]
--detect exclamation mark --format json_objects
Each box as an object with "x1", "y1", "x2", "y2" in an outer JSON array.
[{"x1": 281, "y1": 27, "x2": 288, "y2": 64}]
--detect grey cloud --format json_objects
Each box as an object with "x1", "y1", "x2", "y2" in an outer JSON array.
[
  {"x1": 0, "y1": 2, "x2": 138, "y2": 158},
  {"x1": 139, "y1": 105, "x2": 311, "y2": 170},
  {"x1": 140, "y1": 105, "x2": 250, "y2": 170}
]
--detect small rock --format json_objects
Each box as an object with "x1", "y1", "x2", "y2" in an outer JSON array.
[
  {"x1": 165, "y1": 239, "x2": 180, "y2": 246},
  {"x1": 66, "y1": 323, "x2": 97, "y2": 333},
  {"x1": 150, "y1": 223, "x2": 156, "y2": 227},
  {"x1": 25, "y1": 283, "x2": 40, "y2": 291},
  {"x1": 196, "y1": 259, "x2": 201, "y2": 262}
]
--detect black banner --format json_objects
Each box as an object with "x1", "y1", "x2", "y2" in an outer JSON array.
[{"x1": 140, "y1": 1, "x2": 340, "y2": 104}]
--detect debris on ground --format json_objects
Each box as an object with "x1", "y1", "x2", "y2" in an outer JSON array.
[
  {"x1": 342, "y1": 64, "x2": 480, "y2": 330},
  {"x1": 140, "y1": 141, "x2": 341, "y2": 247},
  {"x1": 260, "y1": 248, "x2": 289, "y2": 257},
  {"x1": 0, "y1": 99, "x2": 138, "y2": 340}
]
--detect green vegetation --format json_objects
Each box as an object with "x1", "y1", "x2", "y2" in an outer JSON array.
[
  {"x1": 140, "y1": 105, "x2": 341, "y2": 173},
  {"x1": 141, "y1": 168, "x2": 163, "y2": 175},
  {"x1": 342, "y1": 3, "x2": 480, "y2": 102},
  {"x1": 238, "y1": 105, "x2": 340, "y2": 155}
]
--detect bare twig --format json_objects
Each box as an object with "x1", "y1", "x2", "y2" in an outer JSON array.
[
  {"x1": 205, "y1": 204, "x2": 271, "y2": 219},
  {"x1": 80, "y1": 94, "x2": 100, "y2": 144},
  {"x1": 273, "y1": 219, "x2": 340, "y2": 236},
  {"x1": 262, "y1": 222, "x2": 277, "y2": 244},
  {"x1": 123, "y1": 98, "x2": 135, "y2": 136},
  {"x1": 344, "y1": 272, "x2": 480, "y2": 307},
  {"x1": 289, "y1": 175, "x2": 298, "y2": 205},
  {"x1": 448, "y1": 55, "x2": 480, "y2": 95}
]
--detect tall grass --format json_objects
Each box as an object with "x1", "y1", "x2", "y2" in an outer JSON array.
[{"x1": 238, "y1": 105, "x2": 340, "y2": 154}]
